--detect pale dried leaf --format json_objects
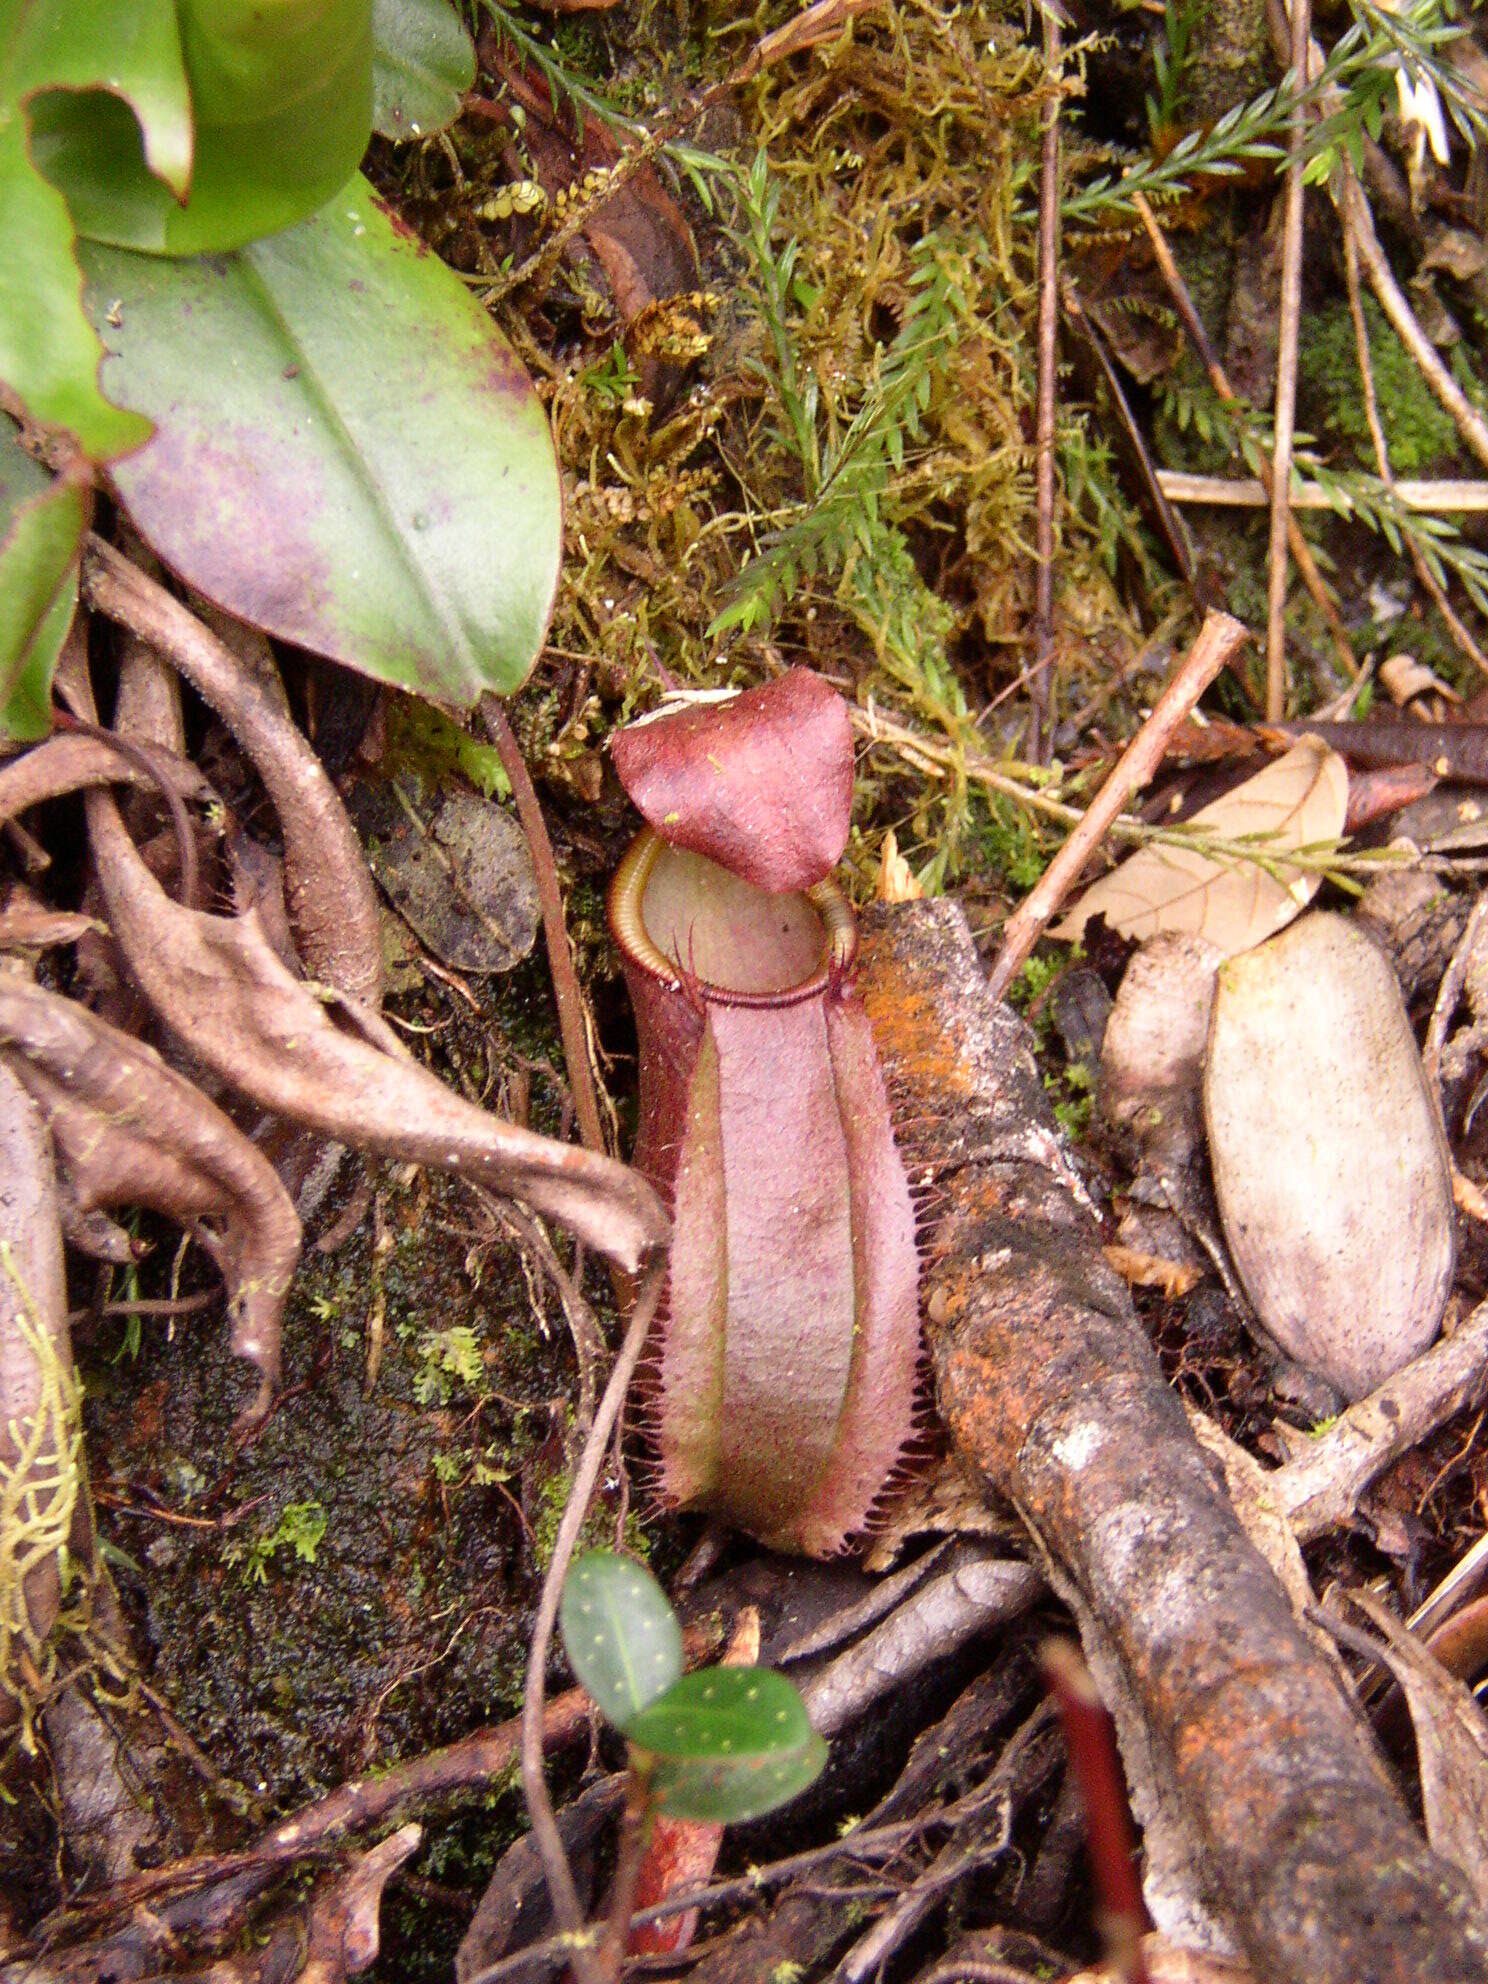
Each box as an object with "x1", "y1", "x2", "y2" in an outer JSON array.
[
  {"x1": 1103, "y1": 1243, "x2": 1202, "y2": 1299},
  {"x1": 1205, "y1": 914, "x2": 1454, "y2": 1400},
  {"x1": 1052, "y1": 738, "x2": 1348, "y2": 954},
  {"x1": 877, "y1": 829, "x2": 924, "y2": 903},
  {"x1": 1350, "y1": 1587, "x2": 1488, "y2": 1901},
  {"x1": 1380, "y1": 651, "x2": 1459, "y2": 709}
]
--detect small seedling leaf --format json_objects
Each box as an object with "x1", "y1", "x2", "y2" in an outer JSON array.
[
  {"x1": 626, "y1": 1668, "x2": 826, "y2": 1824},
  {"x1": 559, "y1": 1551, "x2": 683, "y2": 1731},
  {"x1": 646, "y1": 1734, "x2": 827, "y2": 1824}
]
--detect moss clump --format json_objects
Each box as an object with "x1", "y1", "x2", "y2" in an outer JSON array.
[{"x1": 1300, "y1": 294, "x2": 1460, "y2": 475}]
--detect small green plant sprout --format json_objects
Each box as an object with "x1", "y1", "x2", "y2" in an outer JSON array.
[{"x1": 559, "y1": 1550, "x2": 827, "y2": 1826}]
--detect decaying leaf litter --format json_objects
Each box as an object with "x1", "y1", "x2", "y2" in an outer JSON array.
[{"x1": 15, "y1": 2, "x2": 1488, "y2": 1982}]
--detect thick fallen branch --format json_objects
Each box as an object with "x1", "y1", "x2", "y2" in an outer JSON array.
[{"x1": 858, "y1": 900, "x2": 1488, "y2": 1984}]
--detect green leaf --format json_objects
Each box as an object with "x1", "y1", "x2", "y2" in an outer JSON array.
[
  {"x1": 559, "y1": 1551, "x2": 683, "y2": 1731},
  {"x1": 626, "y1": 1668, "x2": 827, "y2": 1824},
  {"x1": 9, "y1": 0, "x2": 192, "y2": 197},
  {"x1": 0, "y1": 418, "x2": 84, "y2": 742},
  {"x1": 0, "y1": 116, "x2": 150, "y2": 460},
  {"x1": 29, "y1": 0, "x2": 372, "y2": 255},
  {"x1": 373, "y1": 0, "x2": 475, "y2": 141},
  {"x1": 83, "y1": 174, "x2": 562, "y2": 702}
]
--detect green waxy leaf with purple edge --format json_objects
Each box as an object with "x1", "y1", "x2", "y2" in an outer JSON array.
[
  {"x1": 559, "y1": 1550, "x2": 683, "y2": 1731},
  {"x1": 0, "y1": 417, "x2": 85, "y2": 742},
  {"x1": 626, "y1": 1667, "x2": 827, "y2": 1824},
  {"x1": 0, "y1": 0, "x2": 166, "y2": 461},
  {"x1": 80, "y1": 174, "x2": 563, "y2": 703},
  {"x1": 373, "y1": 0, "x2": 475, "y2": 142},
  {"x1": 27, "y1": 0, "x2": 372, "y2": 256}
]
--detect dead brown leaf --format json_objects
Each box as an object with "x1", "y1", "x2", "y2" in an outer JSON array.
[
  {"x1": 81, "y1": 542, "x2": 385, "y2": 1008},
  {"x1": 1102, "y1": 1243, "x2": 1202, "y2": 1299},
  {"x1": 84, "y1": 789, "x2": 667, "y2": 1270},
  {"x1": 0, "y1": 975, "x2": 302, "y2": 1416},
  {"x1": 1053, "y1": 736, "x2": 1348, "y2": 953},
  {"x1": 0, "y1": 729, "x2": 211, "y2": 836},
  {"x1": 1348, "y1": 1587, "x2": 1488, "y2": 1902}
]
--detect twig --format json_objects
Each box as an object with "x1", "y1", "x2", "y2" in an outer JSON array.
[
  {"x1": 799, "y1": 1550, "x2": 1043, "y2": 1737},
  {"x1": 854, "y1": 702, "x2": 1401, "y2": 880},
  {"x1": 80, "y1": 536, "x2": 383, "y2": 1005},
  {"x1": 1265, "y1": 0, "x2": 1311, "y2": 720},
  {"x1": 465, "y1": 1780, "x2": 1014, "y2": 1984},
  {"x1": 1132, "y1": 192, "x2": 1356, "y2": 679},
  {"x1": 519, "y1": 1257, "x2": 666, "y2": 1984},
  {"x1": 1342, "y1": 222, "x2": 1488, "y2": 680},
  {"x1": 480, "y1": 699, "x2": 608, "y2": 1165},
  {"x1": 1156, "y1": 472, "x2": 1488, "y2": 511},
  {"x1": 30, "y1": 1691, "x2": 594, "y2": 1935},
  {"x1": 1272, "y1": 1293, "x2": 1488, "y2": 1539},
  {"x1": 1340, "y1": 163, "x2": 1488, "y2": 478},
  {"x1": 596, "y1": 1757, "x2": 654, "y2": 1977},
  {"x1": 1424, "y1": 892, "x2": 1488, "y2": 1096},
  {"x1": 477, "y1": 1187, "x2": 605, "y2": 1434},
  {"x1": 1030, "y1": 3, "x2": 1063, "y2": 764},
  {"x1": 67, "y1": 1290, "x2": 216, "y2": 1324},
  {"x1": 46, "y1": 712, "x2": 202, "y2": 908},
  {"x1": 985, "y1": 612, "x2": 1250, "y2": 999}
]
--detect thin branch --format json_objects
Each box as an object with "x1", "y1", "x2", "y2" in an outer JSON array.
[
  {"x1": 1342, "y1": 218, "x2": 1488, "y2": 679},
  {"x1": 1273, "y1": 1293, "x2": 1488, "y2": 1539},
  {"x1": 1266, "y1": 0, "x2": 1311, "y2": 720},
  {"x1": 519, "y1": 1257, "x2": 666, "y2": 1984},
  {"x1": 1030, "y1": 3, "x2": 1063, "y2": 764},
  {"x1": 1339, "y1": 162, "x2": 1488, "y2": 478},
  {"x1": 480, "y1": 698, "x2": 609, "y2": 1165},
  {"x1": 1133, "y1": 192, "x2": 1356, "y2": 679},
  {"x1": 985, "y1": 612, "x2": 1250, "y2": 1000},
  {"x1": 1157, "y1": 472, "x2": 1488, "y2": 511},
  {"x1": 464, "y1": 1780, "x2": 1012, "y2": 1984}
]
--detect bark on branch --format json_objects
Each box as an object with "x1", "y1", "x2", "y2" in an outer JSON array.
[{"x1": 858, "y1": 900, "x2": 1488, "y2": 1984}]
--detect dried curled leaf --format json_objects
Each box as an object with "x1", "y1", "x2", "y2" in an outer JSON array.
[
  {"x1": 1348, "y1": 1589, "x2": 1488, "y2": 1903},
  {"x1": 1205, "y1": 913, "x2": 1455, "y2": 1400},
  {"x1": 0, "y1": 728, "x2": 211, "y2": 835},
  {"x1": 84, "y1": 790, "x2": 666, "y2": 1271},
  {"x1": 1054, "y1": 737, "x2": 1348, "y2": 954},
  {"x1": 0, "y1": 975, "x2": 302, "y2": 1416},
  {"x1": 82, "y1": 543, "x2": 384, "y2": 1008}
]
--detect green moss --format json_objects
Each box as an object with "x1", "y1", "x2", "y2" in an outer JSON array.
[{"x1": 1300, "y1": 294, "x2": 1460, "y2": 475}]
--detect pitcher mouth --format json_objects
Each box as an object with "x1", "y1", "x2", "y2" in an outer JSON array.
[{"x1": 608, "y1": 826, "x2": 858, "y2": 1009}]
